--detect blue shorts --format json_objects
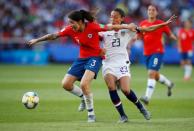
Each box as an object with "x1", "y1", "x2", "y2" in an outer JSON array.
[
  {"x1": 181, "y1": 52, "x2": 193, "y2": 60},
  {"x1": 145, "y1": 53, "x2": 163, "y2": 71},
  {"x1": 67, "y1": 57, "x2": 102, "y2": 81}
]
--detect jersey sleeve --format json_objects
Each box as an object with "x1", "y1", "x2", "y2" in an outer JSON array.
[{"x1": 57, "y1": 26, "x2": 72, "y2": 37}]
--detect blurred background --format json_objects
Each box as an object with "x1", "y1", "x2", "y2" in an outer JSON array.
[{"x1": 0, "y1": 0, "x2": 193, "y2": 65}]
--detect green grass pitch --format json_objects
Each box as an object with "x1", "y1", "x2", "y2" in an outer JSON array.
[{"x1": 0, "y1": 64, "x2": 194, "y2": 131}]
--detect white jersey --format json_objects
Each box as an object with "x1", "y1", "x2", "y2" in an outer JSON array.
[{"x1": 99, "y1": 24, "x2": 136, "y2": 79}]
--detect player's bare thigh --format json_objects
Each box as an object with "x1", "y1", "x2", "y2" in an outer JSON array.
[
  {"x1": 61, "y1": 74, "x2": 78, "y2": 91},
  {"x1": 104, "y1": 73, "x2": 117, "y2": 91},
  {"x1": 119, "y1": 76, "x2": 131, "y2": 94}
]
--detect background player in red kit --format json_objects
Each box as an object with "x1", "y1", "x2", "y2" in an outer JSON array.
[
  {"x1": 178, "y1": 19, "x2": 194, "y2": 81},
  {"x1": 138, "y1": 5, "x2": 177, "y2": 105},
  {"x1": 27, "y1": 10, "x2": 137, "y2": 122}
]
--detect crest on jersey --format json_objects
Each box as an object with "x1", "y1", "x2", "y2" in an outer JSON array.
[
  {"x1": 121, "y1": 31, "x2": 125, "y2": 36},
  {"x1": 88, "y1": 34, "x2": 93, "y2": 38}
]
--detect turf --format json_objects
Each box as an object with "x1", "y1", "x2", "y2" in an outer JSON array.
[{"x1": 0, "y1": 64, "x2": 194, "y2": 131}]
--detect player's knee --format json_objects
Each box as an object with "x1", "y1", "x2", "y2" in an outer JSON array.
[
  {"x1": 61, "y1": 80, "x2": 73, "y2": 91},
  {"x1": 121, "y1": 89, "x2": 130, "y2": 95},
  {"x1": 155, "y1": 73, "x2": 160, "y2": 81},
  {"x1": 108, "y1": 85, "x2": 116, "y2": 91},
  {"x1": 148, "y1": 70, "x2": 157, "y2": 79}
]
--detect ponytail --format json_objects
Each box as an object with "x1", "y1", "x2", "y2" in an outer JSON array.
[{"x1": 68, "y1": 10, "x2": 94, "y2": 22}]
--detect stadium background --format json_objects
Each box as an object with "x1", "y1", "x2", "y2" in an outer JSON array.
[
  {"x1": 0, "y1": 0, "x2": 193, "y2": 65},
  {"x1": 0, "y1": 1, "x2": 194, "y2": 131}
]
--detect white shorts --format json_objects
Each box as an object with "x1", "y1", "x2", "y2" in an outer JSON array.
[{"x1": 102, "y1": 64, "x2": 131, "y2": 80}]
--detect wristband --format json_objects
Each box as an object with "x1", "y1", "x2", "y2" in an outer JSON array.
[{"x1": 135, "y1": 27, "x2": 140, "y2": 33}]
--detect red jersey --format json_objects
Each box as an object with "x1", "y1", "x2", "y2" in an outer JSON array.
[
  {"x1": 139, "y1": 19, "x2": 171, "y2": 56},
  {"x1": 58, "y1": 22, "x2": 108, "y2": 58},
  {"x1": 178, "y1": 28, "x2": 194, "y2": 52}
]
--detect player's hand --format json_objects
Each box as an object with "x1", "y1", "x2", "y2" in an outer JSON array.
[
  {"x1": 165, "y1": 15, "x2": 177, "y2": 25},
  {"x1": 99, "y1": 48, "x2": 106, "y2": 56},
  {"x1": 27, "y1": 39, "x2": 38, "y2": 46}
]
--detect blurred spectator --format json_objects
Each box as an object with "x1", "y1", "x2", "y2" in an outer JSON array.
[{"x1": 0, "y1": 0, "x2": 193, "y2": 43}]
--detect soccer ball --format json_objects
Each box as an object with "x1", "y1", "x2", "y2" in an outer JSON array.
[{"x1": 22, "y1": 92, "x2": 39, "y2": 109}]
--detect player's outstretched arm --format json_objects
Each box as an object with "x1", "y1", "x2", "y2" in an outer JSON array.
[
  {"x1": 27, "y1": 33, "x2": 59, "y2": 45},
  {"x1": 107, "y1": 23, "x2": 137, "y2": 31},
  {"x1": 138, "y1": 15, "x2": 177, "y2": 32}
]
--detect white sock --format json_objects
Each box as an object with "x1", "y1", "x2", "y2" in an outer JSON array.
[
  {"x1": 184, "y1": 65, "x2": 192, "y2": 78},
  {"x1": 70, "y1": 85, "x2": 83, "y2": 99},
  {"x1": 84, "y1": 93, "x2": 95, "y2": 116},
  {"x1": 158, "y1": 74, "x2": 171, "y2": 87},
  {"x1": 145, "y1": 79, "x2": 156, "y2": 99}
]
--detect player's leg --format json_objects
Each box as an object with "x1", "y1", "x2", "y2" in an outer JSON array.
[
  {"x1": 104, "y1": 73, "x2": 128, "y2": 123},
  {"x1": 62, "y1": 74, "x2": 81, "y2": 95},
  {"x1": 182, "y1": 52, "x2": 193, "y2": 80},
  {"x1": 184, "y1": 60, "x2": 192, "y2": 80},
  {"x1": 119, "y1": 76, "x2": 151, "y2": 120},
  {"x1": 141, "y1": 53, "x2": 167, "y2": 104},
  {"x1": 80, "y1": 70, "x2": 96, "y2": 122},
  {"x1": 80, "y1": 57, "x2": 102, "y2": 122},
  {"x1": 156, "y1": 72, "x2": 174, "y2": 96},
  {"x1": 153, "y1": 53, "x2": 174, "y2": 96},
  {"x1": 62, "y1": 74, "x2": 86, "y2": 111},
  {"x1": 141, "y1": 55, "x2": 158, "y2": 105},
  {"x1": 62, "y1": 59, "x2": 87, "y2": 111}
]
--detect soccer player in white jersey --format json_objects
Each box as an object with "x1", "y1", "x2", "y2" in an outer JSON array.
[
  {"x1": 99, "y1": 8, "x2": 177, "y2": 123},
  {"x1": 99, "y1": 8, "x2": 151, "y2": 123}
]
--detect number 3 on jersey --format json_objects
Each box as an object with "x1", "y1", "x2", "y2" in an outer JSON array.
[
  {"x1": 90, "y1": 60, "x2": 96, "y2": 66},
  {"x1": 112, "y1": 38, "x2": 120, "y2": 47}
]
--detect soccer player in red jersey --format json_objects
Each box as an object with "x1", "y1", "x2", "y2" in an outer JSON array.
[
  {"x1": 138, "y1": 5, "x2": 177, "y2": 105},
  {"x1": 178, "y1": 20, "x2": 194, "y2": 81},
  {"x1": 27, "y1": 10, "x2": 137, "y2": 122}
]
